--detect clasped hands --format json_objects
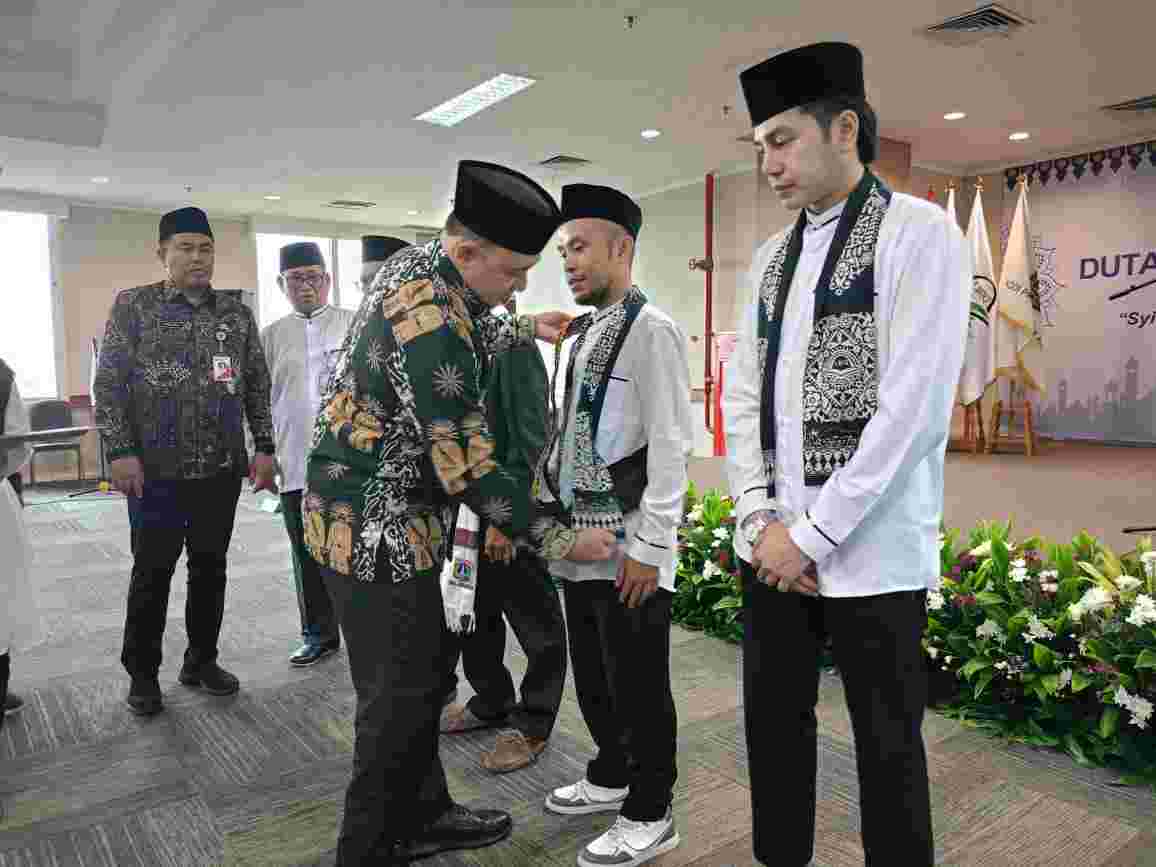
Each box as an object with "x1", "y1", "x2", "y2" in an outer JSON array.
[
  {"x1": 568, "y1": 528, "x2": 658, "y2": 609},
  {"x1": 750, "y1": 520, "x2": 818, "y2": 596},
  {"x1": 487, "y1": 524, "x2": 655, "y2": 610}
]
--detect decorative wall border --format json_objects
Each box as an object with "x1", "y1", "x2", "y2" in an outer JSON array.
[{"x1": 1003, "y1": 140, "x2": 1156, "y2": 190}]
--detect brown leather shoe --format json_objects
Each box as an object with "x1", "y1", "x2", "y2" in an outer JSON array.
[{"x1": 481, "y1": 729, "x2": 547, "y2": 774}]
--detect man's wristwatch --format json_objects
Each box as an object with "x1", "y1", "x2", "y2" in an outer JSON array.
[{"x1": 741, "y1": 510, "x2": 775, "y2": 546}]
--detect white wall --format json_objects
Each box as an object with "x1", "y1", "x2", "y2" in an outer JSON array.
[
  {"x1": 56, "y1": 206, "x2": 258, "y2": 399},
  {"x1": 54, "y1": 205, "x2": 426, "y2": 399}
]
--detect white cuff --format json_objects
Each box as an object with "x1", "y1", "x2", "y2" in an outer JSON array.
[
  {"x1": 788, "y1": 511, "x2": 839, "y2": 565},
  {"x1": 627, "y1": 533, "x2": 668, "y2": 569},
  {"x1": 735, "y1": 486, "x2": 774, "y2": 529}
]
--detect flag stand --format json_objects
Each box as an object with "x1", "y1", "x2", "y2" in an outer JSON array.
[
  {"x1": 961, "y1": 402, "x2": 986, "y2": 453},
  {"x1": 987, "y1": 379, "x2": 1037, "y2": 456}
]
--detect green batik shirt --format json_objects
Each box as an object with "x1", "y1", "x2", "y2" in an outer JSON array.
[{"x1": 302, "y1": 239, "x2": 544, "y2": 583}]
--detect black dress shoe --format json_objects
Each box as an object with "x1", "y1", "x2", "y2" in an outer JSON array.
[
  {"x1": 289, "y1": 641, "x2": 340, "y2": 667},
  {"x1": 126, "y1": 676, "x2": 163, "y2": 716},
  {"x1": 403, "y1": 804, "x2": 512, "y2": 859},
  {"x1": 178, "y1": 662, "x2": 240, "y2": 696}
]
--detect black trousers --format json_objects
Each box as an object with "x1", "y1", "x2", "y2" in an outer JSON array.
[
  {"x1": 280, "y1": 490, "x2": 339, "y2": 647},
  {"x1": 323, "y1": 553, "x2": 456, "y2": 865},
  {"x1": 447, "y1": 548, "x2": 567, "y2": 741},
  {"x1": 563, "y1": 579, "x2": 677, "y2": 822},
  {"x1": 122, "y1": 475, "x2": 243, "y2": 677},
  {"x1": 741, "y1": 562, "x2": 933, "y2": 867}
]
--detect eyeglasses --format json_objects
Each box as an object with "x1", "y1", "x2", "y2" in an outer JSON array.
[{"x1": 284, "y1": 272, "x2": 326, "y2": 288}]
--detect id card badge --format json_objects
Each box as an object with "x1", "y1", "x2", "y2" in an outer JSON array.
[{"x1": 212, "y1": 356, "x2": 233, "y2": 383}]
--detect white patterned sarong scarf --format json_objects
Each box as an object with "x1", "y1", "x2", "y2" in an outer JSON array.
[
  {"x1": 441, "y1": 504, "x2": 481, "y2": 633},
  {"x1": 757, "y1": 170, "x2": 891, "y2": 496}
]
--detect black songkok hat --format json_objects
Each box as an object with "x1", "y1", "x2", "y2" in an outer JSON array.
[
  {"x1": 560, "y1": 184, "x2": 643, "y2": 239},
  {"x1": 740, "y1": 42, "x2": 865, "y2": 128},
  {"x1": 279, "y1": 241, "x2": 324, "y2": 273},
  {"x1": 452, "y1": 160, "x2": 562, "y2": 255},
  {"x1": 361, "y1": 235, "x2": 410, "y2": 263},
  {"x1": 158, "y1": 206, "x2": 213, "y2": 242}
]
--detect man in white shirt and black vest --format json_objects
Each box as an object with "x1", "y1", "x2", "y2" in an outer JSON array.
[
  {"x1": 724, "y1": 42, "x2": 971, "y2": 866},
  {"x1": 535, "y1": 184, "x2": 693, "y2": 867},
  {"x1": 261, "y1": 241, "x2": 355, "y2": 666}
]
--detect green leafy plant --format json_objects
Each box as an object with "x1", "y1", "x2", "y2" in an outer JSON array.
[
  {"x1": 673, "y1": 484, "x2": 743, "y2": 643},
  {"x1": 674, "y1": 487, "x2": 1156, "y2": 791}
]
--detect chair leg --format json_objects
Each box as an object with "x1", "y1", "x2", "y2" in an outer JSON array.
[
  {"x1": 987, "y1": 401, "x2": 1003, "y2": 454},
  {"x1": 1024, "y1": 401, "x2": 1036, "y2": 457},
  {"x1": 77, "y1": 446, "x2": 84, "y2": 482},
  {"x1": 976, "y1": 402, "x2": 986, "y2": 452},
  {"x1": 29, "y1": 454, "x2": 36, "y2": 487}
]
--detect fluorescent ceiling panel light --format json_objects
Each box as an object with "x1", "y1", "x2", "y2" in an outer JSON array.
[
  {"x1": 1009, "y1": 131, "x2": 1030, "y2": 141},
  {"x1": 641, "y1": 128, "x2": 662, "y2": 139},
  {"x1": 944, "y1": 111, "x2": 967, "y2": 120},
  {"x1": 415, "y1": 74, "x2": 536, "y2": 127}
]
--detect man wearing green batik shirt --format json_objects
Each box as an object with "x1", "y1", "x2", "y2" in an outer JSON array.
[{"x1": 304, "y1": 160, "x2": 615, "y2": 865}]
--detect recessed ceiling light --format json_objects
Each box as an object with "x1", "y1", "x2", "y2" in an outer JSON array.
[
  {"x1": 943, "y1": 111, "x2": 967, "y2": 121},
  {"x1": 641, "y1": 129, "x2": 662, "y2": 139},
  {"x1": 1009, "y1": 131, "x2": 1031, "y2": 141},
  {"x1": 416, "y1": 74, "x2": 536, "y2": 127},
  {"x1": 407, "y1": 210, "x2": 420, "y2": 216},
  {"x1": 91, "y1": 176, "x2": 110, "y2": 183},
  {"x1": 263, "y1": 194, "x2": 282, "y2": 201}
]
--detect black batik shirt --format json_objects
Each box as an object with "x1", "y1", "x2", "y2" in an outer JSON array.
[{"x1": 93, "y1": 281, "x2": 275, "y2": 480}]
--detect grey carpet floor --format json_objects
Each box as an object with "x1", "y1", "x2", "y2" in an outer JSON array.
[{"x1": 2, "y1": 457, "x2": 1155, "y2": 866}]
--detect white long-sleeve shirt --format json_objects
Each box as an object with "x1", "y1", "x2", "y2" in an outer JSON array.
[
  {"x1": 724, "y1": 192, "x2": 970, "y2": 597},
  {"x1": 261, "y1": 305, "x2": 356, "y2": 493},
  {"x1": 551, "y1": 301, "x2": 693, "y2": 591}
]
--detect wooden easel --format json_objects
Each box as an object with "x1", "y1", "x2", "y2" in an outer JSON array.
[{"x1": 987, "y1": 379, "x2": 1036, "y2": 456}]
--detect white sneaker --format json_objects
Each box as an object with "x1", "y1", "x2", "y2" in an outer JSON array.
[
  {"x1": 577, "y1": 811, "x2": 680, "y2": 867},
  {"x1": 545, "y1": 778, "x2": 629, "y2": 815}
]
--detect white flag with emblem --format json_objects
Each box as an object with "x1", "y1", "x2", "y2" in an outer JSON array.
[
  {"x1": 957, "y1": 186, "x2": 997, "y2": 405},
  {"x1": 993, "y1": 180, "x2": 1045, "y2": 393}
]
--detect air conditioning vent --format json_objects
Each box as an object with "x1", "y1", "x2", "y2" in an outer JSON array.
[
  {"x1": 538, "y1": 154, "x2": 591, "y2": 168},
  {"x1": 923, "y1": 3, "x2": 1032, "y2": 45},
  {"x1": 324, "y1": 199, "x2": 376, "y2": 210},
  {"x1": 1103, "y1": 95, "x2": 1156, "y2": 113}
]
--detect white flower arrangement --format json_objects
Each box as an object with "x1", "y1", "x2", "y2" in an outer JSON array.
[
  {"x1": 1140, "y1": 550, "x2": 1156, "y2": 579},
  {"x1": 976, "y1": 619, "x2": 1006, "y2": 643},
  {"x1": 1022, "y1": 614, "x2": 1055, "y2": 643},
  {"x1": 1126, "y1": 594, "x2": 1156, "y2": 628},
  {"x1": 1113, "y1": 686, "x2": 1154, "y2": 730},
  {"x1": 927, "y1": 591, "x2": 946, "y2": 611},
  {"x1": 1115, "y1": 575, "x2": 1143, "y2": 593},
  {"x1": 1068, "y1": 586, "x2": 1114, "y2": 621}
]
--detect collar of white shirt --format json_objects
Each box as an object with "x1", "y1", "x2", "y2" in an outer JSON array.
[
  {"x1": 804, "y1": 198, "x2": 847, "y2": 231},
  {"x1": 293, "y1": 304, "x2": 332, "y2": 321}
]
